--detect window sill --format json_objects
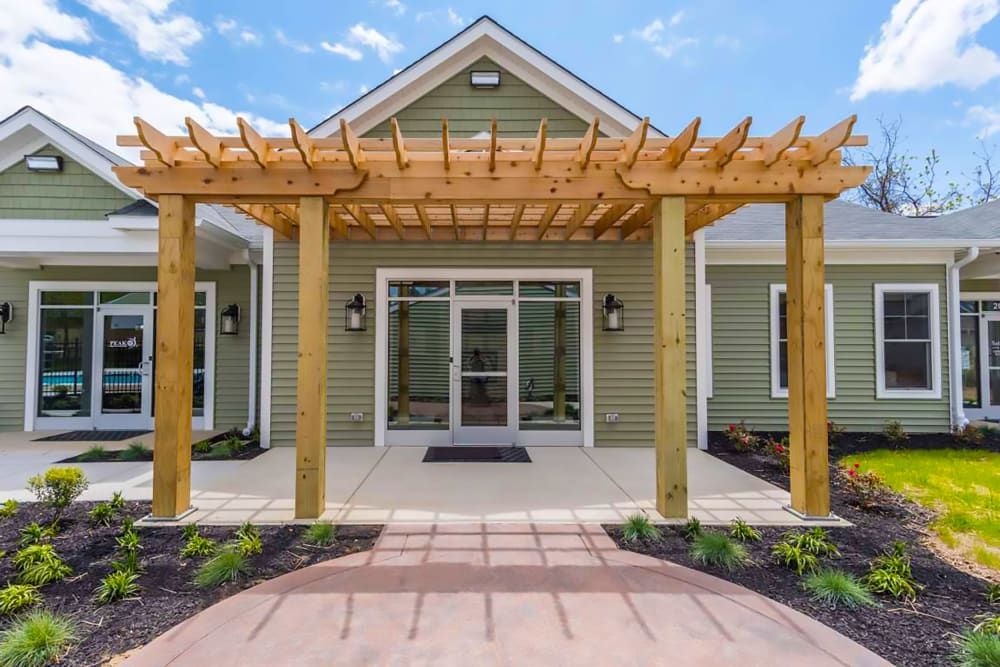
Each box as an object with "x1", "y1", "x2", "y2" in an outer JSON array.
[{"x1": 876, "y1": 389, "x2": 942, "y2": 400}]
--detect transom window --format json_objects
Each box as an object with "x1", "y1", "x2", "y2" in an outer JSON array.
[
  {"x1": 875, "y1": 284, "x2": 941, "y2": 399},
  {"x1": 769, "y1": 284, "x2": 835, "y2": 398}
]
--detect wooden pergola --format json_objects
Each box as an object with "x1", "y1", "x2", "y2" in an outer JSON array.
[{"x1": 114, "y1": 114, "x2": 870, "y2": 521}]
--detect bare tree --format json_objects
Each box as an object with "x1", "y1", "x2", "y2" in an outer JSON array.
[
  {"x1": 845, "y1": 116, "x2": 965, "y2": 216},
  {"x1": 969, "y1": 140, "x2": 1000, "y2": 205}
]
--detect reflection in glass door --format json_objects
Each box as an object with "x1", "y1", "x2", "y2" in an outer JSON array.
[
  {"x1": 453, "y1": 302, "x2": 516, "y2": 445},
  {"x1": 988, "y1": 319, "x2": 1000, "y2": 409},
  {"x1": 95, "y1": 310, "x2": 153, "y2": 429}
]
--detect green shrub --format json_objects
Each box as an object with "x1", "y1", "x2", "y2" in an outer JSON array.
[
  {"x1": 119, "y1": 441, "x2": 151, "y2": 461},
  {"x1": 682, "y1": 517, "x2": 703, "y2": 541},
  {"x1": 78, "y1": 445, "x2": 106, "y2": 462},
  {"x1": 973, "y1": 614, "x2": 1000, "y2": 636},
  {"x1": 0, "y1": 585, "x2": 42, "y2": 617},
  {"x1": 233, "y1": 522, "x2": 262, "y2": 556},
  {"x1": 17, "y1": 523, "x2": 55, "y2": 548},
  {"x1": 802, "y1": 569, "x2": 875, "y2": 609},
  {"x1": 0, "y1": 500, "x2": 17, "y2": 520},
  {"x1": 180, "y1": 525, "x2": 217, "y2": 559},
  {"x1": 94, "y1": 570, "x2": 140, "y2": 605},
  {"x1": 113, "y1": 524, "x2": 141, "y2": 573},
  {"x1": 863, "y1": 541, "x2": 922, "y2": 600},
  {"x1": 303, "y1": 521, "x2": 337, "y2": 547},
  {"x1": 192, "y1": 439, "x2": 212, "y2": 455},
  {"x1": 109, "y1": 491, "x2": 126, "y2": 510},
  {"x1": 207, "y1": 442, "x2": 236, "y2": 459},
  {"x1": 224, "y1": 435, "x2": 247, "y2": 454},
  {"x1": 88, "y1": 503, "x2": 115, "y2": 527},
  {"x1": 194, "y1": 548, "x2": 250, "y2": 588},
  {"x1": 952, "y1": 630, "x2": 1000, "y2": 667},
  {"x1": 882, "y1": 419, "x2": 909, "y2": 446},
  {"x1": 986, "y1": 582, "x2": 1000, "y2": 605},
  {"x1": 26, "y1": 467, "x2": 88, "y2": 522},
  {"x1": 620, "y1": 514, "x2": 661, "y2": 543},
  {"x1": 689, "y1": 532, "x2": 750, "y2": 571},
  {"x1": 784, "y1": 528, "x2": 841, "y2": 558},
  {"x1": 772, "y1": 540, "x2": 820, "y2": 575},
  {"x1": 13, "y1": 545, "x2": 71, "y2": 586},
  {"x1": 0, "y1": 609, "x2": 76, "y2": 667},
  {"x1": 730, "y1": 517, "x2": 762, "y2": 543}
]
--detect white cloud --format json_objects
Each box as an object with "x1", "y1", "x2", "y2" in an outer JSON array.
[
  {"x1": 447, "y1": 8, "x2": 464, "y2": 26},
  {"x1": 360, "y1": 84, "x2": 369, "y2": 94},
  {"x1": 239, "y1": 30, "x2": 260, "y2": 44},
  {"x1": 634, "y1": 18, "x2": 664, "y2": 43},
  {"x1": 0, "y1": 0, "x2": 91, "y2": 52},
  {"x1": 347, "y1": 23, "x2": 403, "y2": 62},
  {"x1": 851, "y1": 0, "x2": 1000, "y2": 101},
  {"x1": 0, "y1": 4, "x2": 284, "y2": 161},
  {"x1": 669, "y1": 10, "x2": 685, "y2": 27},
  {"x1": 275, "y1": 29, "x2": 313, "y2": 53},
  {"x1": 713, "y1": 34, "x2": 741, "y2": 51},
  {"x1": 968, "y1": 104, "x2": 1000, "y2": 137},
  {"x1": 628, "y1": 17, "x2": 697, "y2": 59},
  {"x1": 321, "y1": 41, "x2": 363, "y2": 61},
  {"x1": 415, "y1": 8, "x2": 463, "y2": 26},
  {"x1": 612, "y1": 34, "x2": 624, "y2": 43},
  {"x1": 214, "y1": 17, "x2": 237, "y2": 34},
  {"x1": 80, "y1": 0, "x2": 203, "y2": 66},
  {"x1": 192, "y1": 86, "x2": 205, "y2": 99},
  {"x1": 174, "y1": 73, "x2": 190, "y2": 85},
  {"x1": 384, "y1": 0, "x2": 406, "y2": 15},
  {"x1": 392, "y1": 68, "x2": 402, "y2": 75},
  {"x1": 653, "y1": 37, "x2": 698, "y2": 59}
]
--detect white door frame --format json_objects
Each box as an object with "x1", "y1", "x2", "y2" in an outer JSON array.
[
  {"x1": 959, "y1": 292, "x2": 1000, "y2": 421},
  {"x1": 24, "y1": 280, "x2": 216, "y2": 431},
  {"x1": 93, "y1": 306, "x2": 155, "y2": 430},
  {"x1": 374, "y1": 268, "x2": 594, "y2": 447}
]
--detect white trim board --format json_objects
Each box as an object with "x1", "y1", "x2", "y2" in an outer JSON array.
[
  {"x1": 768, "y1": 284, "x2": 836, "y2": 399},
  {"x1": 693, "y1": 229, "x2": 709, "y2": 450},
  {"x1": 706, "y1": 247, "x2": 956, "y2": 266},
  {"x1": 873, "y1": 283, "x2": 943, "y2": 400},
  {"x1": 374, "y1": 268, "x2": 594, "y2": 447},
  {"x1": 259, "y1": 228, "x2": 274, "y2": 448},
  {"x1": 23, "y1": 280, "x2": 217, "y2": 432}
]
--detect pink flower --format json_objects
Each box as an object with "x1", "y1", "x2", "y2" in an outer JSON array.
[{"x1": 728, "y1": 424, "x2": 736, "y2": 432}]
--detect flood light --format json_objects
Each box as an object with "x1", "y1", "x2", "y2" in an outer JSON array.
[
  {"x1": 24, "y1": 155, "x2": 63, "y2": 172},
  {"x1": 470, "y1": 71, "x2": 501, "y2": 88}
]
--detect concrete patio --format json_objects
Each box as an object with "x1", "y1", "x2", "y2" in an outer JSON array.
[{"x1": 0, "y1": 432, "x2": 836, "y2": 525}]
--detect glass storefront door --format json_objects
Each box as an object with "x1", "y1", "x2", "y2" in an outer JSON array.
[
  {"x1": 94, "y1": 308, "x2": 154, "y2": 429},
  {"x1": 453, "y1": 302, "x2": 516, "y2": 445}
]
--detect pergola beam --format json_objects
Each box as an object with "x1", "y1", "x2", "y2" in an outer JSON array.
[
  {"x1": 660, "y1": 117, "x2": 700, "y2": 167},
  {"x1": 591, "y1": 203, "x2": 632, "y2": 239},
  {"x1": 414, "y1": 204, "x2": 432, "y2": 239},
  {"x1": 289, "y1": 119, "x2": 315, "y2": 168},
  {"x1": 345, "y1": 204, "x2": 377, "y2": 239},
  {"x1": 576, "y1": 117, "x2": 599, "y2": 169},
  {"x1": 533, "y1": 118, "x2": 547, "y2": 170},
  {"x1": 700, "y1": 116, "x2": 752, "y2": 168},
  {"x1": 564, "y1": 202, "x2": 597, "y2": 239},
  {"x1": 390, "y1": 117, "x2": 408, "y2": 169},
  {"x1": 379, "y1": 203, "x2": 405, "y2": 239},
  {"x1": 536, "y1": 203, "x2": 561, "y2": 239},
  {"x1": 237, "y1": 117, "x2": 270, "y2": 168}
]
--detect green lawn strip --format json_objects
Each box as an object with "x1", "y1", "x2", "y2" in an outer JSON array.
[{"x1": 841, "y1": 449, "x2": 1000, "y2": 570}]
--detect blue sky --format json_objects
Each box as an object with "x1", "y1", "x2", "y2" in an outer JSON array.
[{"x1": 4, "y1": 0, "x2": 1000, "y2": 186}]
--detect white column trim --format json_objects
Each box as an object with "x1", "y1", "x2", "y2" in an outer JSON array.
[
  {"x1": 693, "y1": 229, "x2": 709, "y2": 450},
  {"x1": 259, "y1": 228, "x2": 275, "y2": 448}
]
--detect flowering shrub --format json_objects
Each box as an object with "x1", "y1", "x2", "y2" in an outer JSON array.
[
  {"x1": 839, "y1": 462, "x2": 890, "y2": 510},
  {"x1": 724, "y1": 421, "x2": 761, "y2": 452},
  {"x1": 766, "y1": 436, "x2": 790, "y2": 471}
]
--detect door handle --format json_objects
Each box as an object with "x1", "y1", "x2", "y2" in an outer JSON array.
[{"x1": 138, "y1": 360, "x2": 153, "y2": 377}]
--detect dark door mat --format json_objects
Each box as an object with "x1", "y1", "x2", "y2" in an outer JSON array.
[
  {"x1": 422, "y1": 446, "x2": 531, "y2": 463},
  {"x1": 34, "y1": 430, "x2": 152, "y2": 442}
]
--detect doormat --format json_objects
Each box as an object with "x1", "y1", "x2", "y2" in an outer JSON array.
[
  {"x1": 422, "y1": 446, "x2": 531, "y2": 463},
  {"x1": 34, "y1": 430, "x2": 151, "y2": 442}
]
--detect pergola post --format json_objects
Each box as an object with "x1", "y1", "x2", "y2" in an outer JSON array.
[
  {"x1": 152, "y1": 194, "x2": 195, "y2": 518},
  {"x1": 653, "y1": 196, "x2": 688, "y2": 518},
  {"x1": 294, "y1": 196, "x2": 329, "y2": 519},
  {"x1": 785, "y1": 195, "x2": 831, "y2": 517}
]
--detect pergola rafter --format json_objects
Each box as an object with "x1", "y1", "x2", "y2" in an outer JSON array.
[{"x1": 114, "y1": 113, "x2": 870, "y2": 523}]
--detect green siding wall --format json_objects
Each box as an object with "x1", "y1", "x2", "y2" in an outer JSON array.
[
  {"x1": 0, "y1": 266, "x2": 253, "y2": 431},
  {"x1": 364, "y1": 57, "x2": 593, "y2": 138},
  {"x1": 269, "y1": 241, "x2": 697, "y2": 448},
  {"x1": 707, "y1": 264, "x2": 951, "y2": 433},
  {"x1": 0, "y1": 145, "x2": 133, "y2": 220}
]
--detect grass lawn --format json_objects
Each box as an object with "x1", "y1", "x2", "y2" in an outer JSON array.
[{"x1": 842, "y1": 449, "x2": 1000, "y2": 571}]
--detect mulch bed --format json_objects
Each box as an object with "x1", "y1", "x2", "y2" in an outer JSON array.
[
  {"x1": 58, "y1": 429, "x2": 268, "y2": 463},
  {"x1": 0, "y1": 501, "x2": 381, "y2": 666},
  {"x1": 605, "y1": 435, "x2": 998, "y2": 667}
]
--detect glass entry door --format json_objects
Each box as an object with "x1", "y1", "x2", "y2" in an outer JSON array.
[
  {"x1": 94, "y1": 309, "x2": 154, "y2": 429},
  {"x1": 452, "y1": 302, "x2": 516, "y2": 445},
  {"x1": 983, "y1": 316, "x2": 1000, "y2": 414}
]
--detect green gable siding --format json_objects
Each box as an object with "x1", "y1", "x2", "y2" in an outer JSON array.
[
  {"x1": 0, "y1": 145, "x2": 134, "y2": 220},
  {"x1": 707, "y1": 264, "x2": 951, "y2": 433},
  {"x1": 0, "y1": 265, "x2": 253, "y2": 431},
  {"x1": 269, "y1": 241, "x2": 697, "y2": 448},
  {"x1": 363, "y1": 57, "x2": 592, "y2": 139}
]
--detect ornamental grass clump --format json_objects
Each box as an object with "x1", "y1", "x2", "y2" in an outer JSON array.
[
  {"x1": 78, "y1": 445, "x2": 106, "y2": 462},
  {"x1": 802, "y1": 569, "x2": 875, "y2": 609},
  {"x1": 952, "y1": 630, "x2": 1000, "y2": 667},
  {"x1": 112, "y1": 522, "x2": 142, "y2": 574},
  {"x1": 17, "y1": 523, "x2": 55, "y2": 548},
  {"x1": 620, "y1": 514, "x2": 661, "y2": 543},
  {"x1": 12, "y1": 545, "x2": 71, "y2": 586},
  {"x1": 119, "y1": 441, "x2": 151, "y2": 461},
  {"x1": 88, "y1": 502, "x2": 115, "y2": 527},
  {"x1": 987, "y1": 583, "x2": 1000, "y2": 605},
  {"x1": 179, "y1": 524, "x2": 217, "y2": 559},
  {"x1": 303, "y1": 521, "x2": 337, "y2": 547},
  {"x1": 109, "y1": 491, "x2": 126, "y2": 510},
  {"x1": 233, "y1": 521, "x2": 262, "y2": 556},
  {"x1": 772, "y1": 540, "x2": 820, "y2": 575},
  {"x1": 26, "y1": 467, "x2": 88, "y2": 524},
  {"x1": 863, "y1": 541, "x2": 923, "y2": 600},
  {"x1": 730, "y1": 517, "x2": 762, "y2": 543},
  {"x1": 689, "y1": 531, "x2": 750, "y2": 572},
  {"x1": 0, "y1": 584, "x2": 42, "y2": 617},
  {"x1": 194, "y1": 547, "x2": 251, "y2": 588},
  {"x1": 682, "y1": 517, "x2": 703, "y2": 541},
  {"x1": 0, "y1": 609, "x2": 76, "y2": 667},
  {"x1": 973, "y1": 614, "x2": 1000, "y2": 636},
  {"x1": 0, "y1": 499, "x2": 17, "y2": 520},
  {"x1": 94, "y1": 570, "x2": 140, "y2": 605}
]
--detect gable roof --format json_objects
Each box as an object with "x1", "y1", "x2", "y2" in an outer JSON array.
[
  {"x1": 309, "y1": 16, "x2": 657, "y2": 138},
  {"x1": 705, "y1": 199, "x2": 1000, "y2": 247}
]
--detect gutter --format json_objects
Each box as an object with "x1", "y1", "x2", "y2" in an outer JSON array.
[
  {"x1": 241, "y1": 249, "x2": 259, "y2": 438},
  {"x1": 948, "y1": 247, "x2": 980, "y2": 429}
]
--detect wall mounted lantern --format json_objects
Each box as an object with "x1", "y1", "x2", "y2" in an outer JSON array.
[
  {"x1": 24, "y1": 155, "x2": 63, "y2": 172},
  {"x1": 602, "y1": 294, "x2": 624, "y2": 332},
  {"x1": 220, "y1": 303, "x2": 240, "y2": 335},
  {"x1": 0, "y1": 302, "x2": 11, "y2": 334},
  {"x1": 345, "y1": 293, "x2": 367, "y2": 332}
]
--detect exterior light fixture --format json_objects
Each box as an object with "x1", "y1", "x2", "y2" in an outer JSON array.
[
  {"x1": 0, "y1": 302, "x2": 11, "y2": 334},
  {"x1": 470, "y1": 70, "x2": 501, "y2": 88},
  {"x1": 220, "y1": 304, "x2": 240, "y2": 336},
  {"x1": 24, "y1": 155, "x2": 63, "y2": 172},
  {"x1": 345, "y1": 293, "x2": 367, "y2": 332},
  {"x1": 602, "y1": 294, "x2": 624, "y2": 332}
]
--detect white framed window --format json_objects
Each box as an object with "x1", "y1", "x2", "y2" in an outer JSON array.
[
  {"x1": 769, "y1": 284, "x2": 836, "y2": 399},
  {"x1": 875, "y1": 283, "x2": 941, "y2": 399}
]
